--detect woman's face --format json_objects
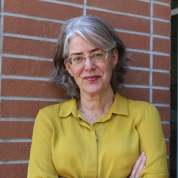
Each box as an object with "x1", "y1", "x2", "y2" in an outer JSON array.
[{"x1": 64, "y1": 35, "x2": 118, "y2": 96}]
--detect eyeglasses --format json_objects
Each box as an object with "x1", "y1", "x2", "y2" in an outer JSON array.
[{"x1": 66, "y1": 49, "x2": 111, "y2": 66}]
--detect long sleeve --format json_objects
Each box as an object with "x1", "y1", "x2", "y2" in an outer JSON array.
[
  {"x1": 138, "y1": 104, "x2": 168, "y2": 178},
  {"x1": 27, "y1": 110, "x2": 58, "y2": 178},
  {"x1": 27, "y1": 94, "x2": 169, "y2": 178}
]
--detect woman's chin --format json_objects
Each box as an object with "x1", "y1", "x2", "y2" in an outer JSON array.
[{"x1": 83, "y1": 86, "x2": 104, "y2": 95}]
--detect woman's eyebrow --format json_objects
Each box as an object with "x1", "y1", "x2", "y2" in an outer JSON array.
[
  {"x1": 70, "y1": 52, "x2": 83, "y2": 56},
  {"x1": 90, "y1": 48, "x2": 100, "y2": 52},
  {"x1": 70, "y1": 48, "x2": 101, "y2": 56}
]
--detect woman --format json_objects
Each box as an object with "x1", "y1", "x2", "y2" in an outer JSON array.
[{"x1": 27, "y1": 15, "x2": 168, "y2": 178}]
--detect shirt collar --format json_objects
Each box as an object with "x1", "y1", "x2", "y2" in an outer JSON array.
[
  {"x1": 59, "y1": 92, "x2": 129, "y2": 118},
  {"x1": 59, "y1": 99, "x2": 77, "y2": 118},
  {"x1": 111, "y1": 92, "x2": 129, "y2": 116}
]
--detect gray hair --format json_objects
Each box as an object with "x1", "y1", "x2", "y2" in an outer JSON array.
[{"x1": 51, "y1": 15, "x2": 128, "y2": 99}]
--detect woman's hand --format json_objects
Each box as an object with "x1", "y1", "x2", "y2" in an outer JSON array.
[{"x1": 128, "y1": 152, "x2": 147, "y2": 178}]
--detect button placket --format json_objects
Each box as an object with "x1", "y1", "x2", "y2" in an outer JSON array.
[
  {"x1": 93, "y1": 123, "x2": 102, "y2": 142},
  {"x1": 85, "y1": 129, "x2": 98, "y2": 178}
]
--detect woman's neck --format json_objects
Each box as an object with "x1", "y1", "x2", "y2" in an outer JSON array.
[{"x1": 79, "y1": 86, "x2": 115, "y2": 122}]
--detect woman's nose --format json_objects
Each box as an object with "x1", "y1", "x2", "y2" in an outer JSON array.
[{"x1": 84, "y1": 56, "x2": 96, "y2": 71}]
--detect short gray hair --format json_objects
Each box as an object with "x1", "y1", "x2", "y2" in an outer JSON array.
[{"x1": 51, "y1": 15, "x2": 128, "y2": 99}]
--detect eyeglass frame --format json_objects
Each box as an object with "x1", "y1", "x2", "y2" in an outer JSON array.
[{"x1": 65, "y1": 49, "x2": 113, "y2": 66}]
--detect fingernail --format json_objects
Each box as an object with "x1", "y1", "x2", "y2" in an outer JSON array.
[
  {"x1": 143, "y1": 156, "x2": 146, "y2": 160},
  {"x1": 142, "y1": 152, "x2": 145, "y2": 155}
]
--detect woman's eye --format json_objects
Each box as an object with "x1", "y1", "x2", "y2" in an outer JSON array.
[
  {"x1": 95, "y1": 53, "x2": 103, "y2": 57},
  {"x1": 73, "y1": 57, "x2": 82, "y2": 61}
]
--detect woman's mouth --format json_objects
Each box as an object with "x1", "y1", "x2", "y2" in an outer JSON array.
[{"x1": 84, "y1": 75, "x2": 100, "y2": 82}]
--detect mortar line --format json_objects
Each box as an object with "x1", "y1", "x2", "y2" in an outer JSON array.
[
  {"x1": 2, "y1": 12, "x2": 66, "y2": 23},
  {"x1": 0, "y1": 139, "x2": 32, "y2": 143},
  {"x1": 153, "y1": 103, "x2": 170, "y2": 107},
  {"x1": 0, "y1": 160, "x2": 29, "y2": 165},
  {"x1": 149, "y1": 1, "x2": 153, "y2": 103},
  {"x1": 139, "y1": 0, "x2": 170, "y2": 6},
  {"x1": 0, "y1": 117, "x2": 35, "y2": 121},
  {"x1": 0, "y1": 11, "x2": 170, "y2": 23},
  {"x1": 1, "y1": 74, "x2": 50, "y2": 81},
  {"x1": 127, "y1": 48, "x2": 170, "y2": 56},
  {"x1": 0, "y1": 0, "x2": 4, "y2": 99},
  {"x1": 124, "y1": 84, "x2": 170, "y2": 90},
  {"x1": 129, "y1": 66, "x2": 170, "y2": 73},
  {"x1": 152, "y1": 34, "x2": 170, "y2": 39},
  {"x1": 3, "y1": 30, "x2": 170, "y2": 42},
  {"x1": 0, "y1": 96, "x2": 68, "y2": 102},
  {"x1": 161, "y1": 121, "x2": 170, "y2": 124},
  {"x1": 83, "y1": 0, "x2": 87, "y2": 15},
  {"x1": 2, "y1": 53, "x2": 53, "y2": 61},
  {"x1": 3, "y1": 33, "x2": 57, "y2": 42},
  {"x1": 0, "y1": 117, "x2": 171, "y2": 122}
]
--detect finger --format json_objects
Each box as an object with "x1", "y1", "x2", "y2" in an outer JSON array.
[
  {"x1": 130, "y1": 152, "x2": 145, "y2": 178},
  {"x1": 135, "y1": 156, "x2": 147, "y2": 178}
]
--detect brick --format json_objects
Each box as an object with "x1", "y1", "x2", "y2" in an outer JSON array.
[
  {"x1": 152, "y1": 72, "x2": 170, "y2": 87},
  {"x1": 127, "y1": 52, "x2": 150, "y2": 68},
  {"x1": 0, "y1": 121, "x2": 34, "y2": 139},
  {"x1": 0, "y1": 142, "x2": 31, "y2": 160},
  {"x1": 125, "y1": 70, "x2": 149, "y2": 85},
  {"x1": 3, "y1": 37, "x2": 56, "y2": 58},
  {"x1": 2, "y1": 57, "x2": 54, "y2": 77},
  {"x1": 153, "y1": 4, "x2": 171, "y2": 20},
  {"x1": 1, "y1": 79, "x2": 68, "y2": 99},
  {"x1": 153, "y1": 38, "x2": 171, "y2": 54},
  {"x1": 166, "y1": 141, "x2": 170, "y2": 155},
  {"x1": 118, "y1": 88, "x2": 149, "y2": 102},
  {"x1": 119, "y1": 32, "x2": 150, "y2": 50},
  {"x1": 87, "y1": 9, "x2": 150, "y2": 33},
  {"x1": 4, "y1": 16, "x2": 62, "y2": 39},
  {"x1": 153, "y1": 21, "x2": 171, "y2": 37},
  {"x1": 167, "y1": 158, "x2": 170, "y2": 173},
  {"x1": 4, "y1": 0, "x2": 83, "y2": 21},
  {"x1": 87, "y1": 0, "x2": 150, "y2": 16},
  {"x1": 155, "y1": 0, "x2": 171, "y2": 3},
  {"x1": 152, "y1": 89, "x2": 170, "y2": 104},
  {"x1": 162, "y1": 124, "x2": 170, "y2": 138},
  {"x1": 153, "y1": 55, "x2": 171, "y2": 70},
  {"x1": 0, "y1": 164, "x2": 28, "y2": 178},
  {"x1": 156, "y1": 106, "x2": 170, "y2": 121},
  {"x1": 1, "y1": 100, "x2": 59, "y2": 118}
]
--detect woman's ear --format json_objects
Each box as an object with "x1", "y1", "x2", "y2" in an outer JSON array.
[
  {"x1": 112, "y1": 49, "x2": 118, "y2": 68},
  {"x1": 64, "y1": 60, "x2": 73, "y2": 77}
]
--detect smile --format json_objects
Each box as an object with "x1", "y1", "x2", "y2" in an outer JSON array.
[{"x1": 84, "y1": 75, "x2": 100, "y2": 82}]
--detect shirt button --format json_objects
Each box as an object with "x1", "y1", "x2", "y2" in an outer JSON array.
[{"x1": 95, "y1": 123, "x2": 99, "y2": 127}]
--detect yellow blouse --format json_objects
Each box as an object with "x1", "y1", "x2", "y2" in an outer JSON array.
[{"x1": 27, "y1": 92, "x2": 168, "y2": 178}]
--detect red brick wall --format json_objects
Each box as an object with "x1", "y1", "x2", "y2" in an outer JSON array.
[{"x1": 0, "y1": 0, "x2": 171, "y2": 177}]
